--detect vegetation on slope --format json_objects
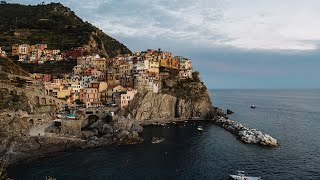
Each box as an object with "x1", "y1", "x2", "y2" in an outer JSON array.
[
  {"x1": 0, "y1": 2, "x2": 131, "y2": 57},
  {"x1": 16, "y1": 60, "x2": 77, "y2": 75},
  {"x1": 0, "y1": 57, "x2": 29, "y2": 76}
]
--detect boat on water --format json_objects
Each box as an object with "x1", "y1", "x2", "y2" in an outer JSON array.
[
  {"x1": 160, "y1": 123, "x2": 167, "y2": 127},
  {"x1": 197, "y1": 126, "x2": 203, "y2": 131},
  {"x1": 151, "y1": 137, "x2": 165, "y2": 144},
  {"x1": 46, "y1": 176, "x2": 56, "y2": 180},
  {"x1": 251, "y1": 105, "x2": 256, "y2": 109},
  {"x1": 229, "y1": 171, "x2": 261, "y2": 180}
]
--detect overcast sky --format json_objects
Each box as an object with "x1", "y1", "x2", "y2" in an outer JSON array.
[{"x1": 8, "y1": 0, "x2": 320, "y2": 89}]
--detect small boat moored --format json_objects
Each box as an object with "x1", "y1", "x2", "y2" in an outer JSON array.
[
  {"x1": 251, "y1": 105, "x2": 256, "y2": 109},
  {"x1": 230, "y1": 171, "x2": 261, "y2": 180},
  {"x1": 197, "y1": 126, "x2": 203, "y2": 131},
  {"x1": 151, "y1": 137, "x2": 165, "y2": 144}
]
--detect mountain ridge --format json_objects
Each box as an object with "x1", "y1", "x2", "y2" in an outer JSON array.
[{"x1": 0, "y1": 2, "x2": 131, "y2": 58}]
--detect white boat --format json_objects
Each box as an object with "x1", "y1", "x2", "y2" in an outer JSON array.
[
  {"x1": 230, "y1": 171, "x2": 261, "y2": 180},
  {"x1": 197, "y1": 126, "x2": 203, "y2": 131},
  {"x1": 251, "y1": 105, "x2": 256, "y2": 109}
]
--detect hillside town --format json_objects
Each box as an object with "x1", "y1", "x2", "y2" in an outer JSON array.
[
  {"x1": 22, "y1": 48, "x2": 194, "y2": 109},
  {"x1": 9, "y1": 43, "x2": 86, "y2": 63}
]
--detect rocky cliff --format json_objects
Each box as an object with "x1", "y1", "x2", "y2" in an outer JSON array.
[
  {"x1": 0, "y1": 110, "x2": 143, "y2": 177},
  {"x1": 124, "y1": 77, "x2": 224, "y2": 122}
]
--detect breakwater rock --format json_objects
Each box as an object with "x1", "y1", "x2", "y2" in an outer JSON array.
[{"x1": 214, "y1": 117, "x2": 279, "y2": 147}]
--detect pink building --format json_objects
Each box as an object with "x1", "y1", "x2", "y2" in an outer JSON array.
[
  {"x1": 43, "y1": 74, "x2": 52, "y2": 82},
  {"x1": 80, "y1": 88, "x2": 101, "y2": 107},
  {"x1": 114, "y1": 89, "x2": 137, "y2": 109},
  {"x1": 62, "y1": 47, "x2": 86, "y2": 60}
]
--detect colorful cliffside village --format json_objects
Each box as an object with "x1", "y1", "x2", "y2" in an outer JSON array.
[
  {"x1": 5, "y1": 45, "x2": 193, "y2": 109},
  {"x1": 9, "y1": 43, "x2": 85, "y2": 63}
]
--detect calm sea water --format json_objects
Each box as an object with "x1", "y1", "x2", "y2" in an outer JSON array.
[{"x1": 8, "y1": 89, "x2": 320, "y2": 179}]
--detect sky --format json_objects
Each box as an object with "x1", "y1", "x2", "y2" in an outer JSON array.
[{"x1": 7, "y1": 0, "x2": 320, "y2": 89}]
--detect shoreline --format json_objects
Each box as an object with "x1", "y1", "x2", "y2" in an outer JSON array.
[
  {"x1": 6, "y1": 119, "x2": 209, "y2": 173},
  {"x1": 5, "y1": 116, "x2": 279, "y2": 178},
  {"x1": 137, "y1": 117, "x2": 207, "y2": 126}
]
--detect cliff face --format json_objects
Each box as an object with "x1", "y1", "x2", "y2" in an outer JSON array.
[{"x1": 125, "y1": 80, "x2": 221, "y2": 122}]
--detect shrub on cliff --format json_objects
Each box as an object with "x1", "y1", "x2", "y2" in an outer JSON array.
[
  {"x1": 0, "y1": 91, "x2": 29, "y2": 111},
  {"x1": 192, "y1": 71, "x2": 201, "y2": 82}
]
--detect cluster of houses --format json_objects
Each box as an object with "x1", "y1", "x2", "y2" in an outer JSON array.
[
  {"x1": 10, "y1": 43, "x2": 86, "y2": 63},
  {"x1": 31, "y1": 49, "x2": 193, "y2": 109},
  {"x1": 12, "y1": 44, "x2": 62, "y2": 63}
]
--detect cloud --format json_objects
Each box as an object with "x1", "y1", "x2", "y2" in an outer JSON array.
[
  {"x1": 77, "y1": 0, "x2": 320, "y2": 51},
  {"x1": 9, "y1": 0, "x2": 320, "y2": 50}
]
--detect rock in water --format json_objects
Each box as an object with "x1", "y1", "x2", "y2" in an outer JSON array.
[
  {"x1": 227, "y1": 109, "x2": 234, "y2": 114},
  {"x1": 214, "y1": 117, "x2": 279, "y2": 147}
]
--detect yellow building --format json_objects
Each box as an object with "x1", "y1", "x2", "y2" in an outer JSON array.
[
  {"x1": 106, "y1": 84, "x2": 125, "y2": 103},
  {"x1": 94, "y1": 58, "x2": 107, "y2": 71},
  {"x1": 57, "y1": 86, "x2": 72, "y2": 100},
  {"x1": 148, "y1": 60, "x2": 159, "y2": 79},
  {"x1": 159, "y1": 58, "x2": 168, "y2": 68}
]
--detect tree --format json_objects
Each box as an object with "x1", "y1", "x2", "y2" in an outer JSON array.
[
  {"x1": 0, "y1": 1, "x2": 7, "y2": 4},
  {"x1": 74, "y1": 99, "x2": 84, "y2": 105}
]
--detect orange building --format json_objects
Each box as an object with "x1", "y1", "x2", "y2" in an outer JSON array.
[
  {"x1": 80, "y1": 88, "x2": 101, "y2": 107},
  {"x1": 11, "y1": 44, "x2": 20, "y2": 56},
  {"x1": 168, "y1": 57, "x2": 179, "y2": 70}
]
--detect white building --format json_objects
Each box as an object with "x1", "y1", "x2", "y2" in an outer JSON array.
[
  {"x1": 0, "y1": 47, "x2": 6, "y2": 57},
  {"x1": 80, "y1": 76, "x2": 94, "y2": 88}
]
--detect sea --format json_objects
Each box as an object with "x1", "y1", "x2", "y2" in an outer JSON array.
[{"x1": 8, "y1": 89, "x2": 320, "y2": 179}]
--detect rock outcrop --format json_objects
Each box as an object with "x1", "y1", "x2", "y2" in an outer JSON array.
[
  {"x1": 0, "y1": 111, "x2": 143, "y2": 169},
  {"x1": 124, "y1": 80, "x2": 219, "y2": 122},
  {"x1": 214, "y1": 117, "x2": 279, "y2": 147},
  {"x1": 227, "y1": 109, "x2": 234, "y2": 115}
]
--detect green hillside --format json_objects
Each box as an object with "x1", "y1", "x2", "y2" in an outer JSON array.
[{"x1": 0, "y1": 2, "x2": 131, "y2": 57}]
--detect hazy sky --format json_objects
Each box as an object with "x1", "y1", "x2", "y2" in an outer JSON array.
[{"x1": 8, "y1": 0, "x2": 320, "y2": 89}]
